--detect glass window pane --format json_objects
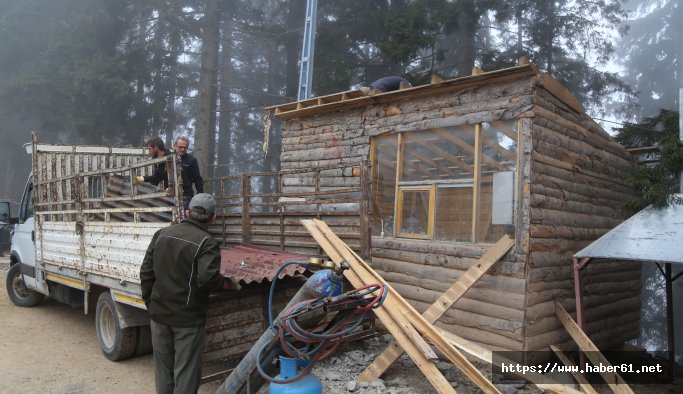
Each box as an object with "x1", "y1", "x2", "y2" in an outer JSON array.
[
  {"x1": 435, "y1": 185, "x2": 473, "y2": 242},
  {"x1": 401, "y1": 125, "x2": 476, "y2": 183},
  {"x1": 371, "y1": 133, "x2": 397, "y2": 236},
  {"x1": 478, "y1": 120, "x2": 517, "y2": 242},
  {"x1": 399, "y1": 189, "x2": 430, "y2": 236}
]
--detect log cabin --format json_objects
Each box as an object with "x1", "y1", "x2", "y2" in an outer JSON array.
[{"x1": 255, "y1": 61, "x2": 640, "y2": 361}]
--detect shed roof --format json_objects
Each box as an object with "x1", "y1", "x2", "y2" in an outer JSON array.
[
  {"x1": 574, "y1": 197, "x2": 683, "y2": 264},
  {"x1": 219, "y1": 244, "x2": 314, "y2": 284},
  {"x1": 266, "y1": 63, "x2": 584, "y2": 121}
]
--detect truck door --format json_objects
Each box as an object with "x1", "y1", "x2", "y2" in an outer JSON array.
[{"x1": 11, "y1": 176, "x2": 46, "y2": 293}]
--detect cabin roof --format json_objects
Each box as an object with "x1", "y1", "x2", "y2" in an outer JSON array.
[{"x1": 267, "y1": 63, "x2": 583, "y2": 121}]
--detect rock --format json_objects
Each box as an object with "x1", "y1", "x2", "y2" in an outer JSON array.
[
  {"x1": 449, "y1": 380, "x2": 458, "y2": 388},
  {"x1": 358, "y1": 381, "x2": 370, "y2": 389},
  {"x1": 346, "y1": 380, "x2": 358, "y2": 392}
]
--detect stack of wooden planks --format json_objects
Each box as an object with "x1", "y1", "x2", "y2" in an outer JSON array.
[{"x1": 302, "y1": 219, "x2": 592, "y2": 394}]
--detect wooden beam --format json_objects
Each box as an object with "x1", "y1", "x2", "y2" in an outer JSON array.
[
  {"x1": 555, "y1": 303, "x2": 635, "y2": 394},
  {"x1": 304, "y1": 219, "x2": 501, "y2": 394},
  {"x1": 432, "y1": 128, "x2": 503, "y2": 171},
  {"x1": 410, "y1": 136, "x2": 474, "y2": 174},
  {"x1": 437, "y1": 328, "x2": 584, "y2": 394},
  {"x1": 359, "y1": 234, "x2": 514, "y2": 381},
  {"x1": 472, "y1": 124, "x2": 482, "y2": 242},
  {"x1": 481, "y1": 134, "x2": 516, "y2": 162},
  {"x1": 549, "y1": 345, "x2": 599, "y2": 394},
  {"x1": 300, "y1": 220, "x2": 457, "y2": 393}
]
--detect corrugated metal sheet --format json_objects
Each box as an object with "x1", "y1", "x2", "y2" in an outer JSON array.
[
  {"x1": 219, "y1": 244, "x2": 315, "y2": 284},
  {"x1": 574, "y1": 197, "x2": 683, "y2": 264}
]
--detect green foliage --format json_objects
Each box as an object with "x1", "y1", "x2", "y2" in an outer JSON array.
[{"x1": 616, "y1": 109, "x2": 683, "y2": 213}]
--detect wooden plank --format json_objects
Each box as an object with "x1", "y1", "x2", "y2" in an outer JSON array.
[
  {"x1": 437, "y1": 328, "x2": 583, "y2": 394},
  {"x1": 472, "y1": 123, "x2": 482, "y2": 241},
  {"x1": 549, "y1": 345, "x2": 599, "y2": 394},
  {"x1": 555, "y1": 303, "x2": 635, "y2": 394},
  {"x1": 359, "y1": 234, "x2": 514, "y2": 381},
  {"x1": 304, "y1": 219, "x2": 500, "y2": 394},
  {"x1": 300, "y1": 220, "x2": 457, "y2": 393}
]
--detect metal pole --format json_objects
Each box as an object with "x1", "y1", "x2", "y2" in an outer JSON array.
[
  {"x1": 679, "y1": 88, "x2": 682, "y2": 193},
  {"x1": 297, "y1": 0, "x2": 318, "y2": 101}
]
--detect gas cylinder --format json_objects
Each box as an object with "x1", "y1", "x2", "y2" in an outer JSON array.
[
  {"x1": 269, "y1": 356, "x2": 322, "y2": 394},
  {"x1": 307, "y1": 269, "x2": 343, "y2": 298}
]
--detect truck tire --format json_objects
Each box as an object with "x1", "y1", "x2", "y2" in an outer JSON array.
[
  {"x1": 95, "y1": 292, "x2": 138, "y2": 361},
  {"x1": 134, "y1": 324, "x2": 153, "y2": 356},
  {"x1": 6, "y1": 263, "x2": 44, "y2": 307}
]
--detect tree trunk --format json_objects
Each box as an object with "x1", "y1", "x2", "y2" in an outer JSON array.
[
  {"x1": 454, "y1": 0, "x2": 478, "y2": 77},
  {"x1": 195, "y1": 0, "x2": 221, "y2": 180}
]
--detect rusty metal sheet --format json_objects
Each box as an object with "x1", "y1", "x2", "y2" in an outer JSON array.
[
  {"x1": 219, "y1": 244, "x2": 315, "y2": 284},
  {"x1": 574, "y1": 197, "x2": 683, "y2": 264}
]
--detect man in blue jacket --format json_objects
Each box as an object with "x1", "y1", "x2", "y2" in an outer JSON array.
[
  {"x1": 174, "y1": 136, "x2": 204, "y2": 210},
  {"x1": 140, "y1": 193, "x2": 233, "y2": 393}
]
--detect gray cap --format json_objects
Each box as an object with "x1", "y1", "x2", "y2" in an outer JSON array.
[{"x1": 188, "y1": 193, "x2": 216, "y2": 215}]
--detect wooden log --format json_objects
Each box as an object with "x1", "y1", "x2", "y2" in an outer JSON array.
[
  {"x1": 523, "y1": 312, "x2": 640, "y2": 353},
  {"x1": 303, "y1": 219, "x2": 500, "y2": 393},
  {"x1": 373, "y1": 260, "x2": 527, "y2": 294},
  {"x1": 531, "y1": 154, "x2": 634, "y2": 195},
  {"x1": 369, "y1": 248, "x2": 525, "y2": 278},
  {"x1": 529, "y1": 224, "x2": 609, "y2": 241},
  {"x1": 532, "y1": 123, "x2": 635, "y2": 175},
  {"x1": 391, "y1": 282, "x2": 525, "y2": 320},
  {"x1": 529, "y1": 206, "x2": 621, "y2": 229},
  {"x1": 531, "y1": 183, "x2": 624, "y2": 208},
  {"x1": 555, "y1": 303, "x2": 635, "y2": 394},
  {"x1": 371, "y1": 239, "x2": 490, "y2": 260},
  {"x1": 434, "y1": 321, "x2": 524, "y2": 351},
  {"x1": 361, "y1": 236, "x2": 513, "y2": 381}
]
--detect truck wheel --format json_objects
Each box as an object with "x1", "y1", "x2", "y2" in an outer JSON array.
[
  {"x1": 135, "y1": 324, "x2": 153, "y2": 356},
  {"x1": 95, "y1": 292, "x2": 138, "y2": 361},
  {"x1": 6, "y1": 263, "x2": 44, "y2": 307}
]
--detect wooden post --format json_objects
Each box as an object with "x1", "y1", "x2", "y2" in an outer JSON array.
[
  {"x1": 665, "y1": 263, "x2": 675, "y2": 373},
  {"x1": 241, "y1": 175, "x2": 251, "y2": 244},
  {"x1": 359, "y1": 160, "x2": 371, "y2": 259}
]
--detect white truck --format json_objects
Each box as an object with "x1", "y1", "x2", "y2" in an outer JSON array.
[{"x1": 6, "y1": 134, "x2": 184, "y2": 360}]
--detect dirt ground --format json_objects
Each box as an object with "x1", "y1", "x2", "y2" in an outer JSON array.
[{"x1": 0, "y1": 258, "x2": 222, "y2": 394}]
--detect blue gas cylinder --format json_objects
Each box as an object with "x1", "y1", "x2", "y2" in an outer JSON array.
[
  {"x1": 307, "y1": 269, "x2": 343, "y2": 298},
  {"x1": 270, "y1": 356, "x2": 323, "y2": 394}
]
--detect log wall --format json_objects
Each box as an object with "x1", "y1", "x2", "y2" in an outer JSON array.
[{"x1": 525, "y1": 85, "x2": 641, "y2": 353}]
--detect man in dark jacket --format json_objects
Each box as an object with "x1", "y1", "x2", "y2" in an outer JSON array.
[
  {"x1": 174, "y1": 136, "x2": 204, "y2": 210},
  {"x1": 136, "y1": 136, "x2": 170, "y2": 188},
  {"x1": 140, "y1": 193, "x2": 231, "y2": 394}
]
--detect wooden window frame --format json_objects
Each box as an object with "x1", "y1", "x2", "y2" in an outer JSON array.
[
  {"x1": 396, "y1": 184, "x2": 435, "y2": 239},
  {"x1": 372, "y1": 121, "x2": 518, "y2": 243}
]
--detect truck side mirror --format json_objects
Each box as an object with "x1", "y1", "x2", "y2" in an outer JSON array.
[{"x1": 0, "y1": 201, "x2": 10, "y2": 223}]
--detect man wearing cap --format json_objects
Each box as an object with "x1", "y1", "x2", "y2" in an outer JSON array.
[{"x1": 140, "y1": 193, "x2": 234, "y2": 394}]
